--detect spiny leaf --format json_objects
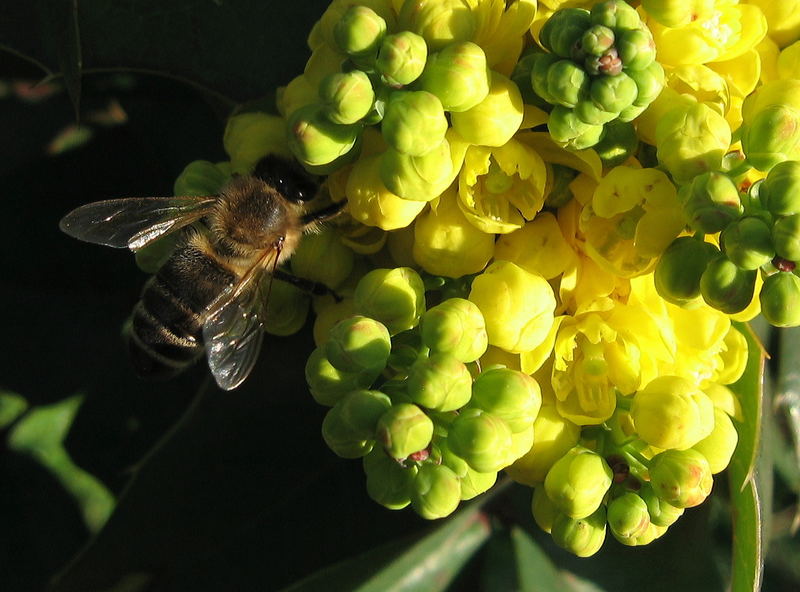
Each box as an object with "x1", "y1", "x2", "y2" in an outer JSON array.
[{"x1": 727, "y1": 321, "x2": 767, "y2": 592}]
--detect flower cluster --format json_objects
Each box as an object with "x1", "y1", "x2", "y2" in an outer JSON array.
[{"x1": 164, "y1": 0, "x2": 799, "y2": 556}]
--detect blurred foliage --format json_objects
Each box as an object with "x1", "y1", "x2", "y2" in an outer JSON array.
[{"x1": 0, "y1": 2, "x2": 798, "y2": 591}]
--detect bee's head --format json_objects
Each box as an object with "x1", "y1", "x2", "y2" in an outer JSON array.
[{"x1": 252, "y1": 154, "x2": 319, "y2": 203}]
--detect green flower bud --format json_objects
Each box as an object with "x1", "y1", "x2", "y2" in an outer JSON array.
[
  {"x1": 593, "y1": 120, "x2": 639, "y2": 168},
  {"x1": 639, "y1": 484, "x2": 684, "y2": 528},
  {"x1": 363, "y1": 448, "x2": 415, "y2": 510},
  {"x1": 379, "y1": 138, "x2": 454, "y2": 201},
  {"x1": 439, "y1": 441, "x2": 497, "y2": 500},
  {"x1": 539, "y1": 8, "x2": 591, "y2": 58},
  {"x1": 410, "y1": 462, "x2": 461, "y2": 519},
  {"x1": 574, "y1": 97, "x2": 618, "y2": 126},
  {"x1": 469, "y1": 368, "x2": 542, "y2": 434},
  {"x1": 173, "y1": 160, "x2": 230, "y2": 196},
  {"x1": 656, "y1": 102, "x2": 732, "y2": 185},
  {"x1": 376, "y1": 31, "x2": 428, "y2": 88},
  {"x1": 760, "y1": 272, "x2": 800, "y2": 327},
  {"x1": 507, "y1": 404, "x2": 581, "y2": 486},
  {"x1": 450, "y1": 71, "x2": 524, "y2": 147},
  {"x1": 655, "y1": 237, "x2": 719, "y2": 306},
  {"x1": 385, "y1": 329, "x2": 425, "y2": 373},
  {"x1": 531, "y1": 485, "x2": 560, "y2": 533},
  {"x1": 322, "y1": 389, "x2": 393, "y2": 458},
  {"x1": 631, "y1": 376, "x2": 715, "y2": 450},
  {"x1": 353, "y1": 267, "x2": 426, "y2": 335},
  {"x1": 544, "y1": 446, "x2": 613, "y2": 519},
  {"x1": 319, "y1": 70, "x2": 375, "y2": 125},
  {"x1": 616, "y1": 28, "x2": 656, "y2": 72},
  {"x1": 263, "y1": 280, "x2": 310, "y2": 337},
  {"x1": 381, "y1": 91, "x2": 447, "y2": 156},
  {"x1": 333, "y1": 5, "x2": 387, "y2": 58},
  {"x1": 512, "y1": 51, "x2": 549, "y2": 109},
  {"x1": 641, "y1": 0, "x2": 715, "y2": 28},
  {"x1": 680, "y1": 171, "x2": 744, "y2": 234},
  {"x1": 287, "y1": 104, "x2": 360, "y2": 168},
  {"x1": 617, "y1": 103, "x2": 648, "y2": 123},
  {"x1": 305, "y1": 347, "x2": 375, "y2": 407},
  {"x1": 721, "y1": 217, "x2": 775, "y2": 270},
  {"x1": 590, "y1": 0, "x2": 642, "y2": 31},
  {"x1": 291, "y1": 227, "x2": 355, "y2": 289},
  {"x1": 551, "y1": 506, "x2": 607, "y2": 557},
  {"x1": 773, "y1": 214, "x2": 800, "y2": 261},
  {"x1": 420, "y1": 298, "x2": 488, "y2": 363},
  {"x1": 325, "y1": 315, "x2": 392, "y2": 373},
  {"x1": 741, "y1": 80, "x2": 800, "y2": 172},
  {"x1": 398, "y1": 0, "x2": 477, "y2": 52},
  {"x1": 590, "y1": 72, "x2": 638, "y2": 114},
  {"x1": 649, "y1": 448, "x2": 713, "y2": 508},
  {"x1": 546, "y1": 60, "x2": 590, "y2": 109},
  {"x1": 377, "y1": 403, "x2": 434, "y2": 459},
  {"x1": 761, "y1": 160, "x2": 800, "y2": 216},
  {"x1": 417, "y1": 41, "x2": 490, "y2": 112},
  {"x1": 700, "y1": 255, "x2": 757, "y2": 314},
  {"x1": 406, "y1": 352, "x2": 472, "y2": 412},
  {"x1": 585, "y1": 47, "x2": 623, "y2": 77},
  {"x1": 530, "y1": 53, "x2": 561, "y2": 105},
  {"x1": 607, "y1": 493, "x2": 650, "y2": 544},
  {"x1": 581, "y1": 25, "x2": 615, "y2": 56},
  {"x1": 550, "y1": 105, "x2": 605, "y2": 146},
  {"x1": 693, "y1": 407, "x2": 739, "y2": 474},
  {"x1": 628, "y1": 61, "x2": 665, "y2": 108},
  {"x1": 449, "y1": 409, "x2": 514, "y2": 473}
]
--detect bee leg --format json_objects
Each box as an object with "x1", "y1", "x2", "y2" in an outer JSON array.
[{"x1": 273, "y1": 269, "x2": 340, "y2": 299}]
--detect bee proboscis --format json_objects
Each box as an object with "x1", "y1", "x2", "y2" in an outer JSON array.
[{"x1": 60, "y1": 155, "x2": 341, "y2": 390}]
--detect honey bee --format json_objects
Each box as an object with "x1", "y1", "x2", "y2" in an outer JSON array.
[{"x1": 60, "y1": 155, "x2": 342, "y2": 390}]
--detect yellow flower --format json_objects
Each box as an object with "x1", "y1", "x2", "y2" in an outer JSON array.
[
  {"x1": 581, "y1": 166, "x2": 685, "y2": 278},
  {"x1": 746, "y1": 0, "x2": 800, "y2": 48},
  {"x1": 457, "y1": 137, "x2": 547, "y2": 233},
  {"x1": 469, "y1": 261, "x2": 557, "y2": 353},
  {"x1": 223, "y1": 112, "x2": 291, "y2": 174},
  {"x1": 412, "y1": 187, "x2": 495, "y2": 277},
  {"x1": 472, "y1": 0, "x2": 537, "y2": 76},
  {"x1": 451, "y1": 71, "x2": 525, "y2": 147},
  {"x1": 494, "y1": 213, "x2": 576, "y2": 280},
  {"x1": 345, "y1": 154, "x2": 427, "y2": 230},
  {"x1": 551, "y1": 314, "x2": 627, "y2": 425},
  {"x1": 646, "y1": 3, "x2": 767, "y2": 66}
]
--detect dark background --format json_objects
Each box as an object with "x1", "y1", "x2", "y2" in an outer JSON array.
[{"x1": 1, "y1": 2, "x2": 798, "y2": 591}]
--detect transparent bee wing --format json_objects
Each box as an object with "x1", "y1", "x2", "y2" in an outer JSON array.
[
  {"x1": 202, "y1": 250, "x2": 277, "y2": 391},
  {"x1": 203, "y1": 288, "x2": 266, "y2": 391},
  {"x1": 59, "y1": 196, "x2": 217, "y2": 251}
]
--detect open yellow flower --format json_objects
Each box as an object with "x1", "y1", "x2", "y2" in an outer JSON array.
[
  {"x1": 457, "y1": 138, "x2": 547, "y2": 233},
  {"x1": 646, "y1": 3, "x2": 767, "y2": 66},
  {"x1": 581, "y1": 166, "x2": 685, "y2": 278}
]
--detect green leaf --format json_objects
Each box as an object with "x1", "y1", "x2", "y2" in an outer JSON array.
[
  {"x1": 283, "y1": 503, "x2": 492, "y2": 592},
  {"x1": 774, "y1": 326, "x2": 800, "y2": 495},
  {"x1": 727, "y1": 321, "x2": 767, "y2": 592},
  {"x1": 0, "y1": 390, "x2": 29, "y2": 428},
  {"x1": 8, "y1": 395, "x2": 116, "y2": 532}
]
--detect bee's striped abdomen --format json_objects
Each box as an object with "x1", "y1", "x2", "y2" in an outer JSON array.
[{"x1": 129, "y1": 240, "x2": 236, "y2": 379}]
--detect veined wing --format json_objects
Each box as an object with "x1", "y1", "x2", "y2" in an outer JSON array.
[
  {"x1": 202, "y1": 249, "x2": 279, "y2": 391},
  {"x1": 59, "y1": 196, "x2": 217, "y2": 251}
]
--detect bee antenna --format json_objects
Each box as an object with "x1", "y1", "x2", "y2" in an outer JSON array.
[{"x1": 300, "y1": 201, "x2": 345, "y2": 229}]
